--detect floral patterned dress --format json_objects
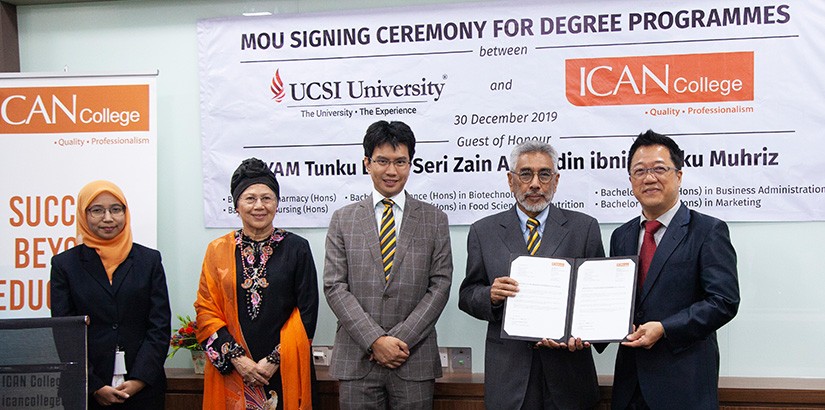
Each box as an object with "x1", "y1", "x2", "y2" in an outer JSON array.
[{"x1": 202, "y1": 229, "x2": 318, "y2": 410}]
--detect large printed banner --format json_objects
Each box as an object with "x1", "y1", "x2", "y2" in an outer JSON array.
[
  {"x1": 0, "y1": 73, "x2": 157, "y2": 317},
  {"x1": 199, "y1": 1, "x2": 825, "y2": 227}
]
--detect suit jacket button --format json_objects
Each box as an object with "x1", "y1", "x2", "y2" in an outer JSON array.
[
  {"x1": 382, "y1": 295, "x2": 389, "y2": 300},
  {"x1": 112, "y1": 323, "x2": 119, "y2": 330},
  {"x1": 635, "y1": 312, "x2": 643, "y2": 318}
]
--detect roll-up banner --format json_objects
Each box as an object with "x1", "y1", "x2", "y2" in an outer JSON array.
[{"x1": 0, "y1": 73, "x2": 158, "y2": 317}]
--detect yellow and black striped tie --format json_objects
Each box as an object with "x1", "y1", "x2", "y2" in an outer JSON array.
[
  {"x1": 526, "y1": 218, "x2": 541, "y2": 255},
  {"x1": 380, "y1": 199, "x2": 397, "y2": 281}
]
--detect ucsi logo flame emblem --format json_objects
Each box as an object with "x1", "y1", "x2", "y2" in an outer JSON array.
[{"x1": 270, "y1": 69, "x2": 285, "y2": 102}]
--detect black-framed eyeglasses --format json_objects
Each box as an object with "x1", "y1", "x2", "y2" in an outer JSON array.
[
  {"x1": 511, "y1": 169, "x2": 556, "y2": 184},
  {"x1": 630, "y1": 166, "x2": 677, "y2": 180},
  {"x1": 369, "y1": 157, "x2": 410, "y2": 168},
  {"x1": 86, "y1": 205, "x2": 125, "y2": 219}
]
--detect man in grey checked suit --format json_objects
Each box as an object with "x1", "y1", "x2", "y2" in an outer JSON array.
[
  {"x1": 324, "y1": 120, "x2": 453, "y2": 410},
  {"x1": 459, "y1": 141, "x2": 604, "y2": 409}
]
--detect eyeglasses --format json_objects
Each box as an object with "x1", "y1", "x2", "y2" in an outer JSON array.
[
  {"x1": 86, "y1": 205, "x2": 125, "y2": 219},
  {"x1": 511, "y1": 169, "x2": 556, "y2": 184},
  {"x1": 369, "y1": 157, "x2": 410, "y2": 168},
  {"x1": 630, "y1": 166, "x2": 677, "y2": 180},
  {"x1": 240, "y1": 195, "x2": 277, "y2": 205}
]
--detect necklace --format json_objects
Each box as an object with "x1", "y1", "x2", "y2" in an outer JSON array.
[{"x1": 234, "y1": 228, "x2": 287, "y2": 320}]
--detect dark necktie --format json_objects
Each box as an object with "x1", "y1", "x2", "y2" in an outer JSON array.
[
  {"x1": 379, "y1": 199, "x2": 397, "y2": 281},
  {"x1": 638, "y1": 220, "x2": 663, "y2": 286},
  {"x1": 526, "y1": 218, "x2": 541, "y2": 256}
]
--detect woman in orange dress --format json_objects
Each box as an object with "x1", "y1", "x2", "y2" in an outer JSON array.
[{"x1": 195, "y1": 158, "x2": 318, "y2": 410}]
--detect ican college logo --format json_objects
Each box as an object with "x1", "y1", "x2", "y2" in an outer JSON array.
[{"x1": 565, "y1": 51, "x2": 754, "y2": 106}]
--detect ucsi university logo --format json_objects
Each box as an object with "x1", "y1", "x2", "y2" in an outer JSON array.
[
  {"x1": 268, "y1": 68, "x2": 446, "y2": 105},
  {"x1": 268, "y1": 68, "x2": 341, "y2": 103},
  {"x1": 565, "y1": 51, "x2": 754, "y2": 106},
  {"x1": 270, "y1": 69, "x2": 285, "y2": 102}
]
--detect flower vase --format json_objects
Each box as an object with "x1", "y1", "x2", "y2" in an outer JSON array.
[{"x1": 190, "y1": 350, "x2": 206, "y2": 374}]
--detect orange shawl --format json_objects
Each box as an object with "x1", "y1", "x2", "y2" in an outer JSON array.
[
  {"x1": 76, "y1": 180, "x2": 133, "y2": 281},
  {"x1": 194, "y1": 232, "x2": 312, "y2": 410}
]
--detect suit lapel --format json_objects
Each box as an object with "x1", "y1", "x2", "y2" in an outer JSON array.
[
  {"x1": 615, "y1": 219, "x2": 641, "y2": 258},
  {"x1": 389, "y1": 194, "x2": 418, "y2": 287},
  {"x1": 536, "y1": 204, "x2": 569, "y2": 257},
  {"x1": 498, "y1": 206, "x2": 528, "y2": 256},
  {"x1": 640, "y1": 204, "x2": 690, "y2": 302},
  {"x1": 110, "y1": 254, "x2": 133, "y2": 296},
  {"x1": 359, "y1": 195, "x2": 384, "y2": 277},
  {"x1": 80, "y1": 245, "x2": 114, "y2": 296}
]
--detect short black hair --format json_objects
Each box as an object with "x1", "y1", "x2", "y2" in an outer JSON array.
[
  {"x1": 363, "y1": 120, "x2": 416, "y2": 160},
  {"x1": 627, "y1": 130, "x2": 683, "y2": 172}
]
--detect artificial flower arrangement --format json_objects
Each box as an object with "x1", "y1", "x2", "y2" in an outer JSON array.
[{"x1": 168, "y1": 314, "x2": 203, "y2": 358}]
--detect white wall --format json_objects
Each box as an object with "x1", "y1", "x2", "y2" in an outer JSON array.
[{"x1": 17, "y1": 0, "x2": 825, "y2": 376}]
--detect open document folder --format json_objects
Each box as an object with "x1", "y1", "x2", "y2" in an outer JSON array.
[{"x1": 502, "y1": 256, "x2": 638, "y2": 343}]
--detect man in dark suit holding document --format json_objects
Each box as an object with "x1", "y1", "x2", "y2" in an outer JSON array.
[
  {"x1": 610, "y1": 130, "x2": 740, "y2": 410},
  {"x1": 459, "y1": 140, "x2": 604, "y2": 409}
]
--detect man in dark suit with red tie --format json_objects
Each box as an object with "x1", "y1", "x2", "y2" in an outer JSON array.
[{"x1": 610, "y1": 130, "x2": 740, "y2": 409}]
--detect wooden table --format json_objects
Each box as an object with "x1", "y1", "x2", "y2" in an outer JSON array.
[{"x1": 166, "y1": 368, "x2": 825, "y2": 409}]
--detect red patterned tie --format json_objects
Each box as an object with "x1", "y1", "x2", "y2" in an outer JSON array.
[{"x1": 638, "y1": 220, "x2": 663, "y2": 286}]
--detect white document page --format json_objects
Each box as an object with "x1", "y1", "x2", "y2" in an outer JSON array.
[
  {"x1": 503, "y1": 256, "x2": 571, "y2": 340},
  {"x1": 570, "y1": 259, "x2": 636, "y2": 341}
]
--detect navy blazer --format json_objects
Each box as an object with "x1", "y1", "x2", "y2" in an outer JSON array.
[
  {"x1": 609, "y1": 204, "x2": 740, "y2": 410},
  {"x1": 51, "y1": 243, "x2": 171, "y2": 407},
  {"x1": 459, "y1": 204, "x2": 604, "y2": 409}
]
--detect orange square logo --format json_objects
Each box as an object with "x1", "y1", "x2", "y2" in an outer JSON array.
[
  {"x1": 566, "y1": 52, "x2": 754, "y2": 106},
  {"x1": 0, "y1": 85, "x2": 149, "y2": 134}
]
